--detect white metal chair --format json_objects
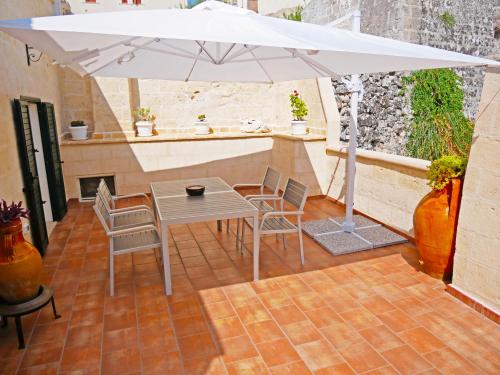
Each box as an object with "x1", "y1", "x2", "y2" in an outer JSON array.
[
  {"x1": 240, "y1": 178, "x2": 309, "y2": 264},
  {"x1": 228, "y1": 167, "x2": 281, "y2": 244},
  {"x1": 97, "y1": 189, "x2": 155, "y2": 229},
  {"x1": 98, "y1": 179, "x2": 150, "y2": 212},
  {"x1": 93, "y1": 193, "x2": 168, "y2": 296}
]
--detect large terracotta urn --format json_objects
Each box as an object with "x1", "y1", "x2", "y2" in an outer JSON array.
[
  {"x1": 0, "y1": 219, "x2": 42, "y2": 303},
  {"x1": 414, "y1": 178, "x2": 462, "y2": 280}
]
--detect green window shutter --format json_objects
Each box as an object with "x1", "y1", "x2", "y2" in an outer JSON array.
[{"x1": 38, "y1": 102, "x2": 67, "y2": 221}]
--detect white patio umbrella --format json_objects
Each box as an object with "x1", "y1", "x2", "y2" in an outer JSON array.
[{"x1": 1, "y1": 0, "x2": 497, "y2": 230}]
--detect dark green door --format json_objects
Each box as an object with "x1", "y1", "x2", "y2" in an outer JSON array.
[
  {"x1": 12, "y1": 99, "x2": 48, "y2": 254},
  {"x1": 38, "y1": 102, "x2": 67, "y2": 221}
]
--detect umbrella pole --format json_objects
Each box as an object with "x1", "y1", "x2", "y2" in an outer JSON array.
[
  {"x1": 342, "y1": 76, "x2": 359, "y2": 232},
  {"x1": 341, "y1": 10, "x2": 361, "y2": 233}
]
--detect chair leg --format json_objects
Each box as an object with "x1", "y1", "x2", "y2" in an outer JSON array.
[
  {"x1": 226, "y1": 219, "x2": 230, "y2": 232},
  {"x1": 283, "y1": 233, "x2": 287, "y2": 249},
  {"x1": 240, "y1": 220, "x2": 246, "y2": 253},
  {"x1": 236, "y1": 218, "x2": 240, "y2": 250},
  {"x1": 109, "y1": 242, "x2": 115, "y2": 297},
  {"x1": 298, "y1": 219, "x2": 304, "y2": 265}
]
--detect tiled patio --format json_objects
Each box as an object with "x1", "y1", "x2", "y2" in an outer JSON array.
[{"x1": 0, "y1": 196, "x2": 498, "y2": 375}]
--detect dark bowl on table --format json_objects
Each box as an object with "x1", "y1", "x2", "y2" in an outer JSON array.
[{"x1": 186, "y1": 185, "x2": 205, "y2": 196}]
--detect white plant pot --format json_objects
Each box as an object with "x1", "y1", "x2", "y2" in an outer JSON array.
[
  {"x1": 136, "y1": 120, "x2": 154, "y2": 137},
  {"x1": 194, "y1": 121, "x2": 210, "y2": 135},
  {"x1": 69, "y1": 125, "x2": 88, "y2": 140},
  {"x1": 291, "y1": 120, "x2": 307, "y2": 135}
]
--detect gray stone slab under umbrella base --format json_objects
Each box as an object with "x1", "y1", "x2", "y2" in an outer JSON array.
[{"x1": 302, "y1": 215, "x2": 407, "y2": 256}]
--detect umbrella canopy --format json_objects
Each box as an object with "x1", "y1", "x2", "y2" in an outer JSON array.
[{"x1": 0, "y1": 1, "x2": 497, "y2": 83}]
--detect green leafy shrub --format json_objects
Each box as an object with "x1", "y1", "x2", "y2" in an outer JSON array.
[
  {"x1": 402, "y1": 68, "x2": 474, "y2": 160},
  {"x1": 133, "y1": 107, "x2": 155, "y2": 122},
  {"x1": 70, "y1": 120, "x2": 86, "y2": 127},
  {"x1": 290, "y1": 90, "x2": 308, "y2": 121},
  {"x1": 440, "y1": 11, "x2": 455, "y2": 28},
  {"x1": 197, "y1": 114, "x2": 206, "y2": 122},
  {"x1": 427, "y1": 155, "x2": 466, "y2": 190},
  {"x1": 283, "y1": 6, "x2": 303, "y2": 21}
]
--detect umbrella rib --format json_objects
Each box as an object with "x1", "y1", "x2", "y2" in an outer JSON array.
[
  {"x1": 246, "y1": 46, "x2": 273, "y2": 84},
  {"x1": 128, "y1": 44, "x2": 210, "y2": 62},
  {"x1": 158, "y1": 40, "x2": 202, "y2": 59},
  {"x1": 218, "y1": 43, "x2": 236, "y2": 64},
  {"x1": 185, "y1": 42, "x2": 205, "y2": 82},
  {"x1": 195, "y1": 40, "x2": 217, "y2": 64},
  {"x1": 224, "y1": 45, "x2": 259, "y2": 63},
  {"x1": 87, "y1": 38, "x2": 158, "y2": 76},
  {"x1": 284, "y1": 48, "x2": 340, "y2": 79}
]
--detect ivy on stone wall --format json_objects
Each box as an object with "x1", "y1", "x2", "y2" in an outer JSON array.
[{"x1": 402, "y1": 68, "x2": 474, "y2": 161}]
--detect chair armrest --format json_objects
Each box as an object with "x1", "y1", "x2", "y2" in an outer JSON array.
[
  {"x1": 247, "y1": 195, "x2": 282, "y2": 202},
  {"x1": 109, "y1": 208, "x2": 152, "y2": 218},
  {"x1": 109, "y1": 205, "x2": 151, "y2": 214},
  {"x1": 261, "y1": 211, "x2": 304, "y2": 220},
  {"x1": 108, "y1": 224, "x2": 158, "y2": 237},
  {"x1": 113, "y1": 193, "x2": 150, "y2": 202}
]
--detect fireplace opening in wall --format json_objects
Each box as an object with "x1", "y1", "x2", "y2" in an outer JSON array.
[{"x1": 79, "y1": 175, "x2": 116, "y2": 200}]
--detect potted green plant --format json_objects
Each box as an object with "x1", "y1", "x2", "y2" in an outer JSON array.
[
  {"x1": 69, "y1": 120, "x2": 88, "y2": 140},
  {"x1": 133, "y1": 107, "x2": 156, "y2": 137},
  {"x1": 413, "y1": 155, "x2": 467, "y2": 280},
  {"x1": 194, "y1": 114, "x2": 210, "y2": 135},
  {"x1": 290, "y1": 90, "x2": 308, "y2": 135},
  {"x1": 0, "y1": 200, "x2": 42, "y2": 303}
]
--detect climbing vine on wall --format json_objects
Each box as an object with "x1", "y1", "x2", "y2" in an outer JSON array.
[{"x1": 402, "y1": 68, "x2": 474, "y2": 161}]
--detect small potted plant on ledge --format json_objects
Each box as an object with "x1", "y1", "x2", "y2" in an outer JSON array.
[
  {"x1": 133, "y1": 107, "x2": 156, "y2": 137},
  {"x1": 0, "y1": 200, "x2": 42, "y2": 303},
  {"x1": 194, "y1": 114, "x2": 211, "y2": 135},
  {"x1": 413, "y1": 155, "x2": 466, "y2": 281},
  {"x1": 69, "y1": 120, "x2": 88, "y2": 140},
  {"x1": 290, "y1": 90, "x2": 308, "y2": 135}
]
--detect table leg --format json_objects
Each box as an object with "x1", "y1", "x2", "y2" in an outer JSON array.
[
  {"x1": 1, "y1": 316, "x2": 7, "y2": 328},
  {"x1": 51, "y1": 297, "x2": 61, "y2": 319},
  {"x1": 15, "y1": 316, "x2": 25, "y2": 349},
  {"x1": 217, "y1": 220, "x2": 222, "y2": 231},
  {"x1": 161, "y1": 221, "x2": 172, "y2": 295},
  {"x1": 253, "y1": 213, "x2": 260, "y2": 281}
]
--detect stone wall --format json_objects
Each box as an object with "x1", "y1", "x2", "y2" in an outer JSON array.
[
  {"x1": 303, "y1": 0, "x2": 496, "y2": 155},
  {"x1": 0, "y1": 1, "x2": 62, "y2": 204},
  {"x1": 452, "y1": 72, "x2": 500, "y2": 311}
]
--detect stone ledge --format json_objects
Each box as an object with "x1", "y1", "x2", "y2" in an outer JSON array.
[
  {"x1": 326, "y1": 145, "x2": 430, "y2": 171},
  {"x1": 60, "y1": 132, "x2": 326, "y2": 146}
]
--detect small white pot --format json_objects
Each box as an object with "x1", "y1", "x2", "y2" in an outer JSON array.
[
  {"x1": 136, "y1": 121, "x2": 154, "y2": 137},
  {"x1": 69, "y1": 125, "x2": 88, "y2": 140},
  {"x1": 291, "y1": 120, "x2": 307, "y2": 135},
  {"x1": 194, "y1": 121, "x2": 210, "y2": 135}
]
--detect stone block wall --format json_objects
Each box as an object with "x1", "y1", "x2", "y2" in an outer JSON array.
[
  {"x1": 303, "y1": 0, "x2": 496, "y2": 155},
  {"x1": 453, "y1": 72, "x2": 500, "y2": 311},
  {"x1": 0, "y1": 0, "x2": 63, "y2": 204},
  {"x1": 59, "y1": 73, "x2": 327, "y2": 137}
]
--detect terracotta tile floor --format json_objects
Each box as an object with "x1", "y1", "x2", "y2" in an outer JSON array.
[{"x1": 1, "y1": 196, "x2": 499, "y2": 375}]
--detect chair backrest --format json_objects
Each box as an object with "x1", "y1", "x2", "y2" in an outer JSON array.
[
  {"x1": 98, "y1": 179, "x2": 115, "y2": 209},
  {"x1": 93, "y1": 192, "x2": 112, "y2": 234},
  {"x1": 282, "y1": 178, "x2": 308, "y2": 211},
  {"x1": 261, "y1": 167, "x2": 281, "y2": 195}
]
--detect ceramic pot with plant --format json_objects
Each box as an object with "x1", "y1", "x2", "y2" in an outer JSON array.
[
  {"x1": 0, "y1": 200, "x2": 42, "y2": 303},
  {"x1": 194, "y1": 114, "x2": 210, "y2": 135},
  {"x1": 134, "y1": 107, "x2": 156, "y2": 137},
  {"x1": 413, "y1": 155, "x2": 466, "y2": 280},
  {"x1": 69, "y1": 120, "x2": 88, "y2": 140},
  {"x1": 290, "y1": 90, "x2": 308, "y2": 135}
]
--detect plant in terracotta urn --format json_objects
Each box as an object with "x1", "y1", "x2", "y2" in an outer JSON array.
[
  {"x1": 413, "y1": 156, "x2": 466, "y2": 281},
  {"x1": 0, "y1": 200, "x2": 42, "y2": 304}
]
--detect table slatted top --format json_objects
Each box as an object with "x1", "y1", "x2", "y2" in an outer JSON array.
[
  {"x1": 151, "y1": 177, "x2": 257, "y2": 224},
  {"x1": 151, "y1": 177, "x2": 232, "y2": 198}
]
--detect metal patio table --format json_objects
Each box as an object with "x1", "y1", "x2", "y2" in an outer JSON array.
[{"x1": 151, "y1": 177, "x2": 260, "y2": 295}]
